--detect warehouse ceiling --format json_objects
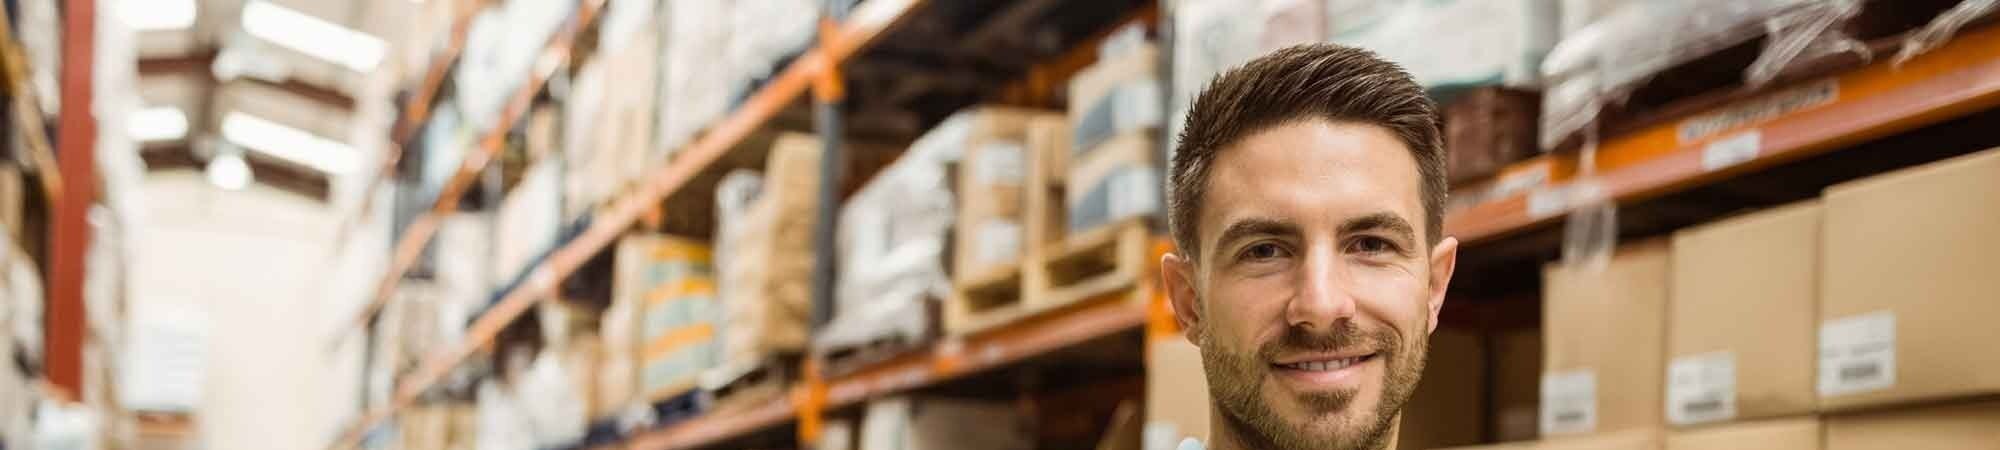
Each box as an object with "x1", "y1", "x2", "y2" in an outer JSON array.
[{"x1": 124, "y1": 0, "x2": 418, "y2": 200}]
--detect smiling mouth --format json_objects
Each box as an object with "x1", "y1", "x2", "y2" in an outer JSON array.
[{"x1": 1273, "y1": 353, "x2": 1376, "y2": 372}]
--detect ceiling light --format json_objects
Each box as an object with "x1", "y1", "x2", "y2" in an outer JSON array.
[
  {"x1": 220, "y1": 112, "x2": 360, "y2": 175},
  {"x1": 240, "y1": 1, "x2": 387, "y2": 72},
  {"x1": 128, "y1": 106, "x2": 189, "y2": 141},
  {"x1": 206, "y1": 151, "x2": 251, "y2": 191},
  {"x1": 120, "y1": 0, "x2": 197, "y2": 31}
]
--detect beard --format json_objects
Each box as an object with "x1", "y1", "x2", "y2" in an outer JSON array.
[{"x1": 1197, "y1": 318, "x2": 1428, "y2": 450}]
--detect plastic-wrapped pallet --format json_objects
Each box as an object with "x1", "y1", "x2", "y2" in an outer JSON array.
[
  {"x1": 454, "y1": 0, "x2": 576, "y2": 130},
  {"x1": 728, "y1": 0, "x2": 819, "y2": 80},
  {"x1": 817, "y1": 116, "x2": 964, "y2": 353},
  {"x1": 1539, "y1": 0, "x2": 1864, "y2": 150},
  {"x1": 592, "y1": 16, "x2": 664, "y2": 185},
  {"x1": 494, "y1": 159, "x2": 564, "y2": 283},
  {"x1": 434, "y1": 213, "x2": 493, "y2": 346},
  {"x1": 1327, "y1": 0, "x2": 1558, "y2": 94},
  {"x1": 712, "y1": 134, "x2": 820, "y2": 379},
  {"x1": 658, "y1": 0, "x2": 739, "y2": 152},
  {"x1": 1169, "y1": 0, "x2": 1327, "y2": 151}
]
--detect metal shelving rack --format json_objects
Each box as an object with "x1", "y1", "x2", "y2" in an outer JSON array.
[{"x1": 332, "y1": 1, "x2": 2000, "y2": 449}]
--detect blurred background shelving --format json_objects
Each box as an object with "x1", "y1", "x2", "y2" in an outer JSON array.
[{"x1": 3, "y1": 1, "x2": 1999, "y2": 450}]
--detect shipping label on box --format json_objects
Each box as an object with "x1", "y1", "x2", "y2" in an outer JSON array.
[
  {"x1": 1540, "y1": 369, "x2": 1599, "y2": 435},
  {"x1": 1665, "y1": 351, "x2": 1737, "y2": 425},
  {"x1": 1817, "y1": 311, "x2": 1896, "y2": 397}
]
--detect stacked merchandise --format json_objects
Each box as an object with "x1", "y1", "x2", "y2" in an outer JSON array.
[
  {"x1": 1538, "y1": 0, "x2": 1865, "y2": 152},
  {"x1": 657, "y1": 0, "x2": 821, "y2": 155},
  {"x1": 1066, "y1": 27, "x2": 1163, "y2": 236},
  {"x1": 567, "y1": 0, "x2": 663, "y2": 211},
  {"x1": 819, "y1": 113, "x2": 965, "y2": 355},
  {"x1": 604, "y1": 233, "x2": 718, "y2": 416},
  {"x1": 1441, "y1": 148, "x2": 2000, "y2": 450},
  {"x1": 952, "y1": 108, "x2": 1045, "y2": 286},
  {"x1": 708, "y1": 134, "x2": 822, "y2": 399}
]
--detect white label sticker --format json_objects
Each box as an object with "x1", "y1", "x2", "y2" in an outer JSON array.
[
  {"x1": 1527, "y1": 188, "x2": 1569, "y2": 219},
  {"x1": 1819, "y1": 311, "x2": 1896, "y2": 397},
  {"x1": 1108, "y1": 168, "x2": 1163, "y2": 221},
  {"x1": 1701, "y1": 131, "x2": 1762, "y2": 172},
  {"x1": 973, "y1": 142, "x2": 1026, "y2": 184},
  {"x1": 1666, "y1": 351, "x2": 1738, "y2": 425},
  {"x1": 1540, "y1": 370, "x2": 1598, "y2": 435},
  {"x1": 974, "y1": 220, "x2": 1022, "y2": 266}
]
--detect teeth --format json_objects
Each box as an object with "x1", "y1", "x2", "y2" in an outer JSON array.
[{"x1": 1284, "y1": 357, "x2": 1365, "y2": 372}]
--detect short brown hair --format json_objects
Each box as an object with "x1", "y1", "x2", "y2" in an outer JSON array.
[{"x1": 1170, "y1": 43, "x2": 1446, "y2": 260}]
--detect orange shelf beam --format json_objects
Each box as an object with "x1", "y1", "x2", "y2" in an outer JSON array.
[{"x1": 1446, "y1": 23, "x2": 2000, "y2": 244}]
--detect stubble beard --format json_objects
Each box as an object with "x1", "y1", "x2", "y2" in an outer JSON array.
[{"x1": 1197, "y1": 318, "x2": 1429, "y2": 450}]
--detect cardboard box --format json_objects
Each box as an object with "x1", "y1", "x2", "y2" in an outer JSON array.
[
  {"x1": 1667, "y1": 202, "x2": 1819, "y2": 425},
  {"x1": 1493, "y1": 328, "x2": 1543, "y2": 441},
  {"x1": 1536, "y1": 429, "x2": 1666, "y2": 450},
  {"x1": 862, "y1": 397, "x2": 1034, "y2": 450},
  {"x1": 1400, "y1": 328, "x2": 1488, "y2": 450},
  {"x1": 1666, "y1": 417, "x2": 1819, "y2": 450},
  {"x1": 1146, "y1": 337, "x2": 1211, "y2": 450},
  {"x1": 1825, "y1": 399, "x2": 2000, "y2": 450},
  {"x1": 1819, "y1": 149, "x2": 2000, "y2": 411},
  {"x1": 1065, "y1": 131, "x2": 1159, "y2": 233},
  {"x1": 952, "y1": 107, "x2": 1054, "y2": 279},
  {"x1": 1069, "y1": 43, "x2": 1162, "y2": 159},
  {"x1": 1542, "y1": 242, "x2": 1669, "y2": 436}
]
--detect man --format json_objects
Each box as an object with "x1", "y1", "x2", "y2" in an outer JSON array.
[{"x1": 1162, "y1": 43, "x2": 1459, "y2": 450}]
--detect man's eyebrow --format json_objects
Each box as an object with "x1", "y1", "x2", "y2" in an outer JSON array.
[
  {"x1": 1214, "y1": 217, "x2": 1302, "y2": 251},
  {"x1": 1339, "y1": 212, "x2": 1417, "y2": 243}
]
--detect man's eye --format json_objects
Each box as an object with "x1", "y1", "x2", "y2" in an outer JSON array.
[
  {"x1": 1347, "y1": 236, "x2": 1399, "y2": 255},
  {"x1": 1241, "y1": 242, "x2": 1291, "y2": 261}
]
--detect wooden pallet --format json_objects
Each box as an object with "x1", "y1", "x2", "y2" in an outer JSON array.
[
  {"x1": 944, "y1": 263, "x2": 1031, "y2": 336},
  {"x1": 705, "y1": 353, "x2": 798, "y2": 415},
  {"x1": 1030, "y1": 216, "x2": 1151, "y2": 311},
  {"x1": 820, "y1": 305, "x2": 937, "y2": 377}
]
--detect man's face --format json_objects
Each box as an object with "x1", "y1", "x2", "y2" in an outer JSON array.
[{"x1": 1163, "y1": 120, "x2": 1458, "y2": 450}]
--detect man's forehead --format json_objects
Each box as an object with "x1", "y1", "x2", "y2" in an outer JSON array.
[{"x1": 1198, "y1": 121, "x2": 1425, "y2": 242}]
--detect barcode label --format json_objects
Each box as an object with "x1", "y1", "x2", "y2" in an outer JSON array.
[
  {"x1": 1666, "y1": 351, "x2": 1738, "y2": 425},
  {"x1": 1819, "y1": 311, "x2": 1897, "y2": 397},
  {"x1": 1840, "y1": 362, "x2": 1882, "y2": 382},
  {"x1": 1540, "y1": 370, "x2": 1598, "y2": 435}
]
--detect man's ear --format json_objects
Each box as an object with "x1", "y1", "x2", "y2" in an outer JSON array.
[
  {"x1": 1425, "y1": 236, "x2": 1460, "y2": 334},
  {"x1": 1162, "y1": 251, "x2": 1203, "y2": 345}
]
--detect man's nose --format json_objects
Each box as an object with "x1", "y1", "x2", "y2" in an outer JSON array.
[{"x1": 1287, "y1": 241, "x2": 1357, "y2": 330}]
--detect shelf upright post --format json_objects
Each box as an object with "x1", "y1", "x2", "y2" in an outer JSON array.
[
  {"x1": 802, "y1": 1, "x2": 853, "y2": 446},
  {"x1": 45, "y1": 0, "x2": 96, "y2": 401}
]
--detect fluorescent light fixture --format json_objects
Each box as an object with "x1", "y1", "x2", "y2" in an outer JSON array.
[
  {"x1": 220, "y1": 112, "x2": 360, "y2": 174},
  {"x1": 128, "y1": 106, "x2": 190, "y2": 141},
  {"x1": 241, "y1": 1, "x2": 387, "y2": 72},
  {"x1": 120, "y1": 0, "x2": 197, "y2": 31},
  {"x1": 206, "y1": 151, "x2": 251, "y2": 191}
]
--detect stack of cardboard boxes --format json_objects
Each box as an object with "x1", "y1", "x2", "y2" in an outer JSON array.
[{"x1": 1432, "y1": 147, "x2": 2000, "y2": 450}]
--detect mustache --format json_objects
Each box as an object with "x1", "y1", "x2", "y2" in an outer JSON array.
[{"x1": 1256, "y1": 321, "x2": 1398, "y2": 361}]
